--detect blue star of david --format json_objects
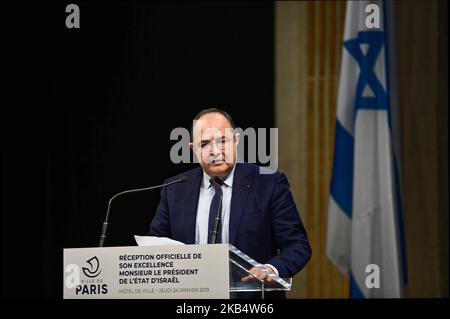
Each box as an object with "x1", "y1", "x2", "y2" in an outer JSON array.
[{"x1": 344, "y1": 31, "x2": 388, "y2": 111}]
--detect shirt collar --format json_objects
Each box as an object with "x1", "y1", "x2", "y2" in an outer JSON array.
[{"x1": 202, "y1": 165, "x2": 235, "y2": 189}]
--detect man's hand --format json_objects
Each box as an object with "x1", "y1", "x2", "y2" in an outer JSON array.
[{"x1": 241, "y1": 265, "x2": 274, "y2": 283}]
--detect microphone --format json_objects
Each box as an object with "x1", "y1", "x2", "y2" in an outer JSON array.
[
  {"x1": 209, "y1": 178, "x2": 224, "y2": 244},
  {"x1": 98, "y1": 176, "x2": 188, "y2": 247}
]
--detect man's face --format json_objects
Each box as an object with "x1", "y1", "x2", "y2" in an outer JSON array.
[{"x1": 190, "y1": 113, "x2": 239, "y2": 177}]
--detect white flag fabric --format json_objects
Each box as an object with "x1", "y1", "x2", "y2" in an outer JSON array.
[{"x1": 326, "y1": 0, "x2": 407, "y2": 298}]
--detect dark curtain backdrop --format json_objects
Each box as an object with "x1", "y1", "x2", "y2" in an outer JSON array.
[{"x1": 1, "y1": 2, "x2": 273, "y2": 298}]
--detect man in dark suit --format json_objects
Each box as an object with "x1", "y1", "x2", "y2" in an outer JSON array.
[{"x1": 149, "y1": 108, "x2": 311, "y2": 285}]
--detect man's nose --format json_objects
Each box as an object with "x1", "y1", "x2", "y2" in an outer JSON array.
[{"x1": 209, "y1": 141, "x2": 222, "y2": 156}]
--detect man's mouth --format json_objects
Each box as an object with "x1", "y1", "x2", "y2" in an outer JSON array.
[{"x1": 211, "y1": 159, "x2": 224, "y2": 165}]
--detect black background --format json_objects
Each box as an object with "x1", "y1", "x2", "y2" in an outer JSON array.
[{"x1": 1, "y1": 2, "x2": 273, "y2": 298}]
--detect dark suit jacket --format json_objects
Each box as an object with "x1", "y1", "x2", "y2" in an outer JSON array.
[{"x1": 149, "y1": 163, "x2": 311, "y2": 278}]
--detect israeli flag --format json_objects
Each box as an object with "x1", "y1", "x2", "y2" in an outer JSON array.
[{"x1": 326, "y1": 0, "x2": 407, "y2": 298}]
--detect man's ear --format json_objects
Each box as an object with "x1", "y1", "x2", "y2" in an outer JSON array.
[
  {"x1": 234, "y1": 132, "x2": 240, "y2": 146},
  {"x1": 189, "y1": 142, "x2": 193, "y2": 150}
]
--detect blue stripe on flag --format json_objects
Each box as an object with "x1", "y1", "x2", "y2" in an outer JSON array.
[
  {"x1": 350, "y1": 271, "x2": 365, "y2": 299},
  {"x1": 330, "y1": 120, "x2": 354, "y2": 218}
]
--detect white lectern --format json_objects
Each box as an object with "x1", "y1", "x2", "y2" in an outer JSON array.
[{"x1": 63, "y1": 244, "x2": 292, "y2": 299}]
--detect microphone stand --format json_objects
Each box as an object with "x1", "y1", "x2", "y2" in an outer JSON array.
[{"x1": 99, "y1": 177, "x2": 187, "y2": 247}]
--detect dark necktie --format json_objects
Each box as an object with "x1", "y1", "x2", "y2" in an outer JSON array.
[{"x1": 208, "y1": 177, "x2": 223, "y2": 244}]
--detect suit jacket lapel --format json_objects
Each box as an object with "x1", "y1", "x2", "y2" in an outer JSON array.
[
  {"x1": 183, "y1": 168, "x2": 202, "y2": 244},
  {"x1": 229, "y1": 163, "x2": 251, "y2": 245}
]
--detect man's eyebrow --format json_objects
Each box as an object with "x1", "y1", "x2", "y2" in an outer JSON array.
[{"x1": 199, "y1": 135, "x2": 227, "y2": 143}]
